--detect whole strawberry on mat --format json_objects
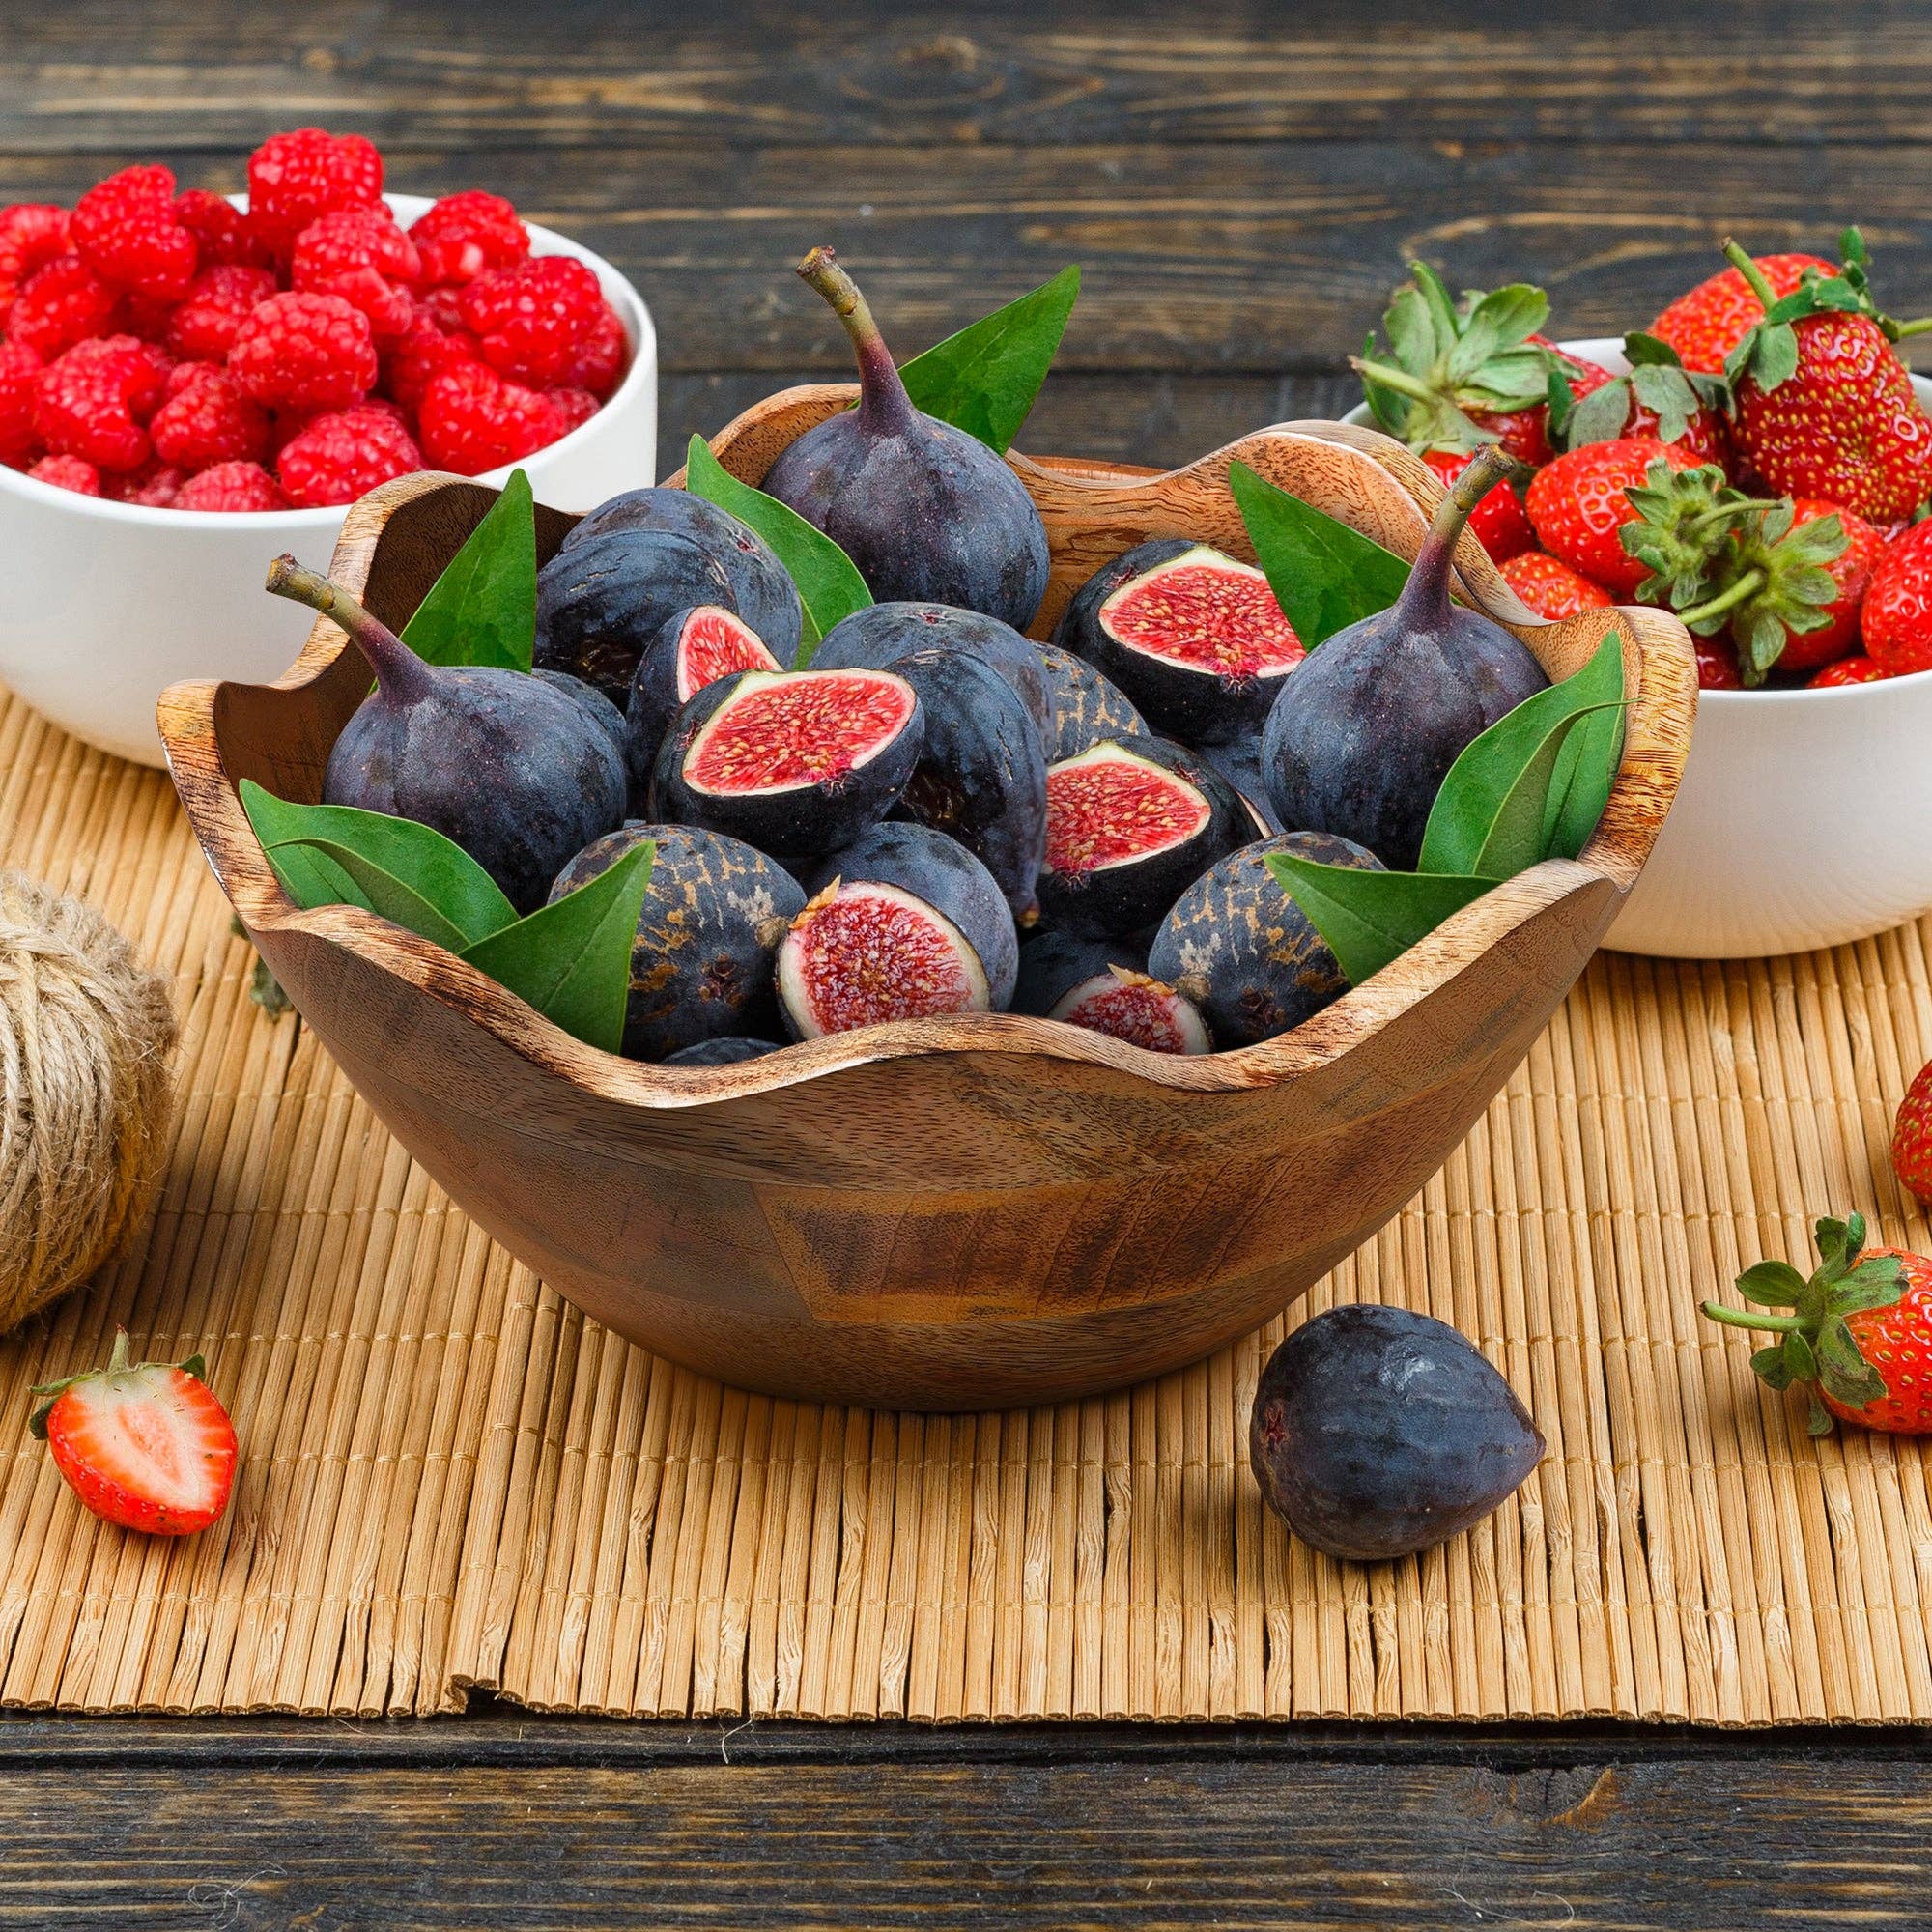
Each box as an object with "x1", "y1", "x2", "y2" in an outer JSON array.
[
  {"x1": 29, "y1": 1330, "x2": 236, "y2": 1535},
  {"x1": 1896, "y1": 1061, "x2": 1932, "y2": 1209}
]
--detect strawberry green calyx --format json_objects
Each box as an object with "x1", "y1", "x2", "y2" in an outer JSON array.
[
  {"x1": 1618, "y1": 459, "x2": 1759, "y2": 611},
  {"x1": 1701, "y1": 1213, "x2": 1906, "y2": 1436},
  {"x1": 1679, "y1": 501, "x2": 1851, "y2": 683},
  {"x1": 1354, "y1": 262, "x2": 1553, "y2": 453},
  {"x1": 1721, "y1": 228, "x2": 1932, "y2": 397},
  {"x1": 1551, "y1": 332, "x2": 1730, "y2": 453},
  {"x1": 27, "y1": 1328, "x2": 209, "y2": 1440}
]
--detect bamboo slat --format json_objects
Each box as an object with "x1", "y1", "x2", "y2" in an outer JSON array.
[{"x1": 3, "y1": 688, "x2": 1930, "y2": 1722}]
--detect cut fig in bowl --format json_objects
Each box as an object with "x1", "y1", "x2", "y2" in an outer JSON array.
[
  {"x1": 649, "y1": 665, "x2": 923, "y2": 862},
  {"x1": 1013, "y1": 930, "x2": 1210, "y2": 1056},
  {"x1": 625, "y1": 603, "x2": 784, "y2": 792}
]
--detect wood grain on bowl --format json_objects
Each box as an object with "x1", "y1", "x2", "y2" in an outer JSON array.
[{"x1": 159, "y1": 420, "x2": 1695, "y2": 1409}]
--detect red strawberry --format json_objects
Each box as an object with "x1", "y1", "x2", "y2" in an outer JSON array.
[
  {"x1": 1772, "y1": 499, "x2": 1886, "y2": 668},
  {"x1": 1422, "y1": 446, "x2": 1534, "y2": 563},
  {"x1": 1524, "y1": 438, "x2": 1704, "y2": 596},
  {"x1": 1861, "y1": 519, "x2": 1932, "y2": 676},
  {"x1": 1895, "y1": 1062, "x2": 1932, "y2": 1208},
  {"x1": 1808, "y1": 655, "x2": 1889, "y2": 687},
  {"x1": 29, "y1": 1330, "x2": 237, "y2": 1536},
  {"x1": 1476, "y1": 336, "x2": 1611, "y2": 469},
  {"x1": 1499, "y1": 551, "x2": 1613, "y2": 620},
  {"x1": 1723, "y1": 238, "x2": 1932, "y2": 525},
  {"x1": 1551, "y1": 335, "x2": 1731, "y2": 471},
  {"x1": 1695, "y1": 638, "x2": 1745, "y2": 690},
  {"x1": 1649, "y1": 251, "x2": 1838, "y2": 374},
  {"x1": 1703, "y1": 1214, "x2": 1932, "y2": 1434}
]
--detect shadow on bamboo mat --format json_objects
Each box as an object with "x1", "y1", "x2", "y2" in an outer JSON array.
[{"x1": 3, "y1": 689, "x2": 1931, "y2": 1723}]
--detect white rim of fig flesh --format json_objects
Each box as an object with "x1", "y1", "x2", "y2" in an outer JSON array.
[
  {"x1": 1044, "y1": 741, "x2": 1212, "y2": 876},
  {"x1": 1098, "y1": 544, "x2": 1304, "y2": 683},
  {"x1": 778, "y1": 880, "x2": 991, "y2": 1039},
  {"x1": 675, "y1": 606, "x2": 781, "y2": 704},
  {"x1": 683, "y1": 668, "x2": 918, "y2": 797},
  {"x1": 1050, "y1": 966, "x2": 1212, "y2": 1056}
]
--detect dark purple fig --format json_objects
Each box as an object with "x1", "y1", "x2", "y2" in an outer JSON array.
[
  {"x1": 782, "y1": 821, "x2": 1018, "y2": 1037},
  {"x1": 625, "y1": 605, "x2": 783, "y2": 802},
  {"x1": 1195, "y1": 735, "x2": 1282, "y2": 836},
  {"x1": 267, "y1": 556, "x2": 626, "y2": 917},
  {"x1": 1148, "y1": 831, "x2": 1381, "y2": 1049},
  {"x1": 1249, "y1": 1305, "x2": 1545, "y2": 1562},
  {"x1": 535, "y1": 487, "x2": 803, "y2": 703},
  {"x1": 1013, "y1": 929, "x2": 1209, "y2": 1055},
  {"x1": 533, "y1": 668, "x2": 628, "y2": 769},
  {"x1": 649, "y1": 666, "x2": 923, "y2": 864},
  {"x1": 550, "y1": 822, "x2": 805, "y2": 1061},
  {"x1": 1260, "y1": 447, "x2": 1548, "y2": 869},
  {"x1": 663, "y1": 1036, "x2": 786, "y2": 1066},
  {"x1": 758, "y1": 248, "x2": 1050, "y2": 631},
  {"x1": 886, "y1": 644, "x2": 1047, "y2": 925},
  {"x1": 1054, "y1": 539, "x2": 1305, "y2": 745},
  {"x1": 810, "y1": 601, "x2": 1052, "y2": 741},
  {"x1": 1037, "y1": 735, "x2": 1248, "y2": 938},
  {"x1": 1028, "y1": 640, "x2": 1147, "y2": 761}
]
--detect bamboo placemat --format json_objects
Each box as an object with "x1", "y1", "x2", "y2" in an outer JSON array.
[{"x1": 4, "y1": 688, "x2": 1932, "y2": 1723}]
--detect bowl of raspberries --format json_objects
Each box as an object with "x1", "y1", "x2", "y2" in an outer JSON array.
[
  {"x1": 0, "y1": 128, "x2": 656, "y2": 765},
  {"x1": 1348, "y1": 233, "x2": 1932, "y2": 958}
]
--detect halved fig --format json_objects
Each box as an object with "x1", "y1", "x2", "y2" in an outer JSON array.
[
  {"x1": 1054, "y1": 538, "x2": 1306, "y2": 744},
  {"x1": 1014, "y1": 930, "x2": 1209, "y2": 1055},
  {"x1": 650, "y1": 667, "x2": 923, "y2": 862},
  {"x1": 786, "y1": 821, "x2": 1018, "y2": 1039},
  {"x1": 626, "y1": 604, "x2": 783, "y2": 795},
  {"x1": 1036, "y1": 735, "x2": 1248, "y2": 937}
]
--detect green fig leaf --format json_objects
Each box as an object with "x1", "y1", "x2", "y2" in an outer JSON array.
[
  {"x1": 458, "y1": 838, "x2": 654, "y2": 1054},
  {"x1": 897, "y1": 265, "x2": 1079, "y2": 456},
  {"x1": 1541, "y1": 634, "x2": 1629, "y2": 861},
  {"x1": 683, "y1": 434, "x2": 870, "y2": 659},
  {"x1": 240, "y1": 781, "x2": 519, "y2": 951},
  {"x1": 1226, "y1": 459, "x2": 1412, "y2": 650},
  {"x1": 1418, "y1": 633, "x2": 1626, "y2": 876},
  {"x1": 1264, "y1": 855, "x2": 1502, "y2": 986},
  {"x1": 400, "y1": 468, "x2": 537, "y2": 671}
]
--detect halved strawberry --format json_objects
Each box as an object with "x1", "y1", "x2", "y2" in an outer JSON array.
[{"x1": 29, "y1": 1331, "x2": 237, "y2": 1536}]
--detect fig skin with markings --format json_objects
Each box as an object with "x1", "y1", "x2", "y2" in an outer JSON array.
[
  {"x1": 1027, "y1": 639, "x2": 1148, "y2": 761},
  {"x1": 550, "y1": 822, "x2": 805, "y2": 1062},
  {"x1": 535, "y1": 487, "x2": 803, "y2": 703},
  {"x1": 1196, "y1": 735, "x2": 1284, "y2": 836},
  {"x1": 811, "y1": 601, "x2": 1053, "y2": 741},
  {"x1": 1149, "y1": 831, "x2": 1381, "y2": 1048},
  {"x1": 759, "y1": 247, "x2": 1050, "y2": 631},
  {"x1": 1249, "y1": 1305, "x2": 1545, "y2": 1562}
]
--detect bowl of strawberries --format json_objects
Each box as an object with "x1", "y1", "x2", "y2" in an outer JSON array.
[
  {"x1": 0, "y1": 128, "x2": 656, "y2": 766},
  {"x1": 1349, "y1": 236, "x2": 1932, "y2": 958}
]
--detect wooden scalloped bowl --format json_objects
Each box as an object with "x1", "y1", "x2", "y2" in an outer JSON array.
[{"x1": 158, "y1": 399, "x2": 1696, "y2": 1409}]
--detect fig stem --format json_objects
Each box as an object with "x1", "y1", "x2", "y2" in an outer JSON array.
[
  {"x1": 796, "y1": 245, "x2": 915, "y2": 435},
  {"x1": 1396, "y1": 443, "x2": 1522, "y2": 620},
  {"x1": 266, "y1": 554, "x2": 435, "y2": 704}
]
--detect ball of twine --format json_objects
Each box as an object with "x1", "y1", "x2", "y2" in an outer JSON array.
[{"x1": 0, "y1": 871, "x2": 177, "y2": 1336}]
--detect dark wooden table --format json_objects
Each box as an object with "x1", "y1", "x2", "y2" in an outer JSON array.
[{"x1": 5, "y1": 1, "x2": 1931, "y2": 1922}]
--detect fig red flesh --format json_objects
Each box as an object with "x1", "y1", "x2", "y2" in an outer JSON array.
[
  {"x1": 1098, "y1": 547, "x2": 1304, "y2": 681},
  {"x1": 684, "y1": 669, "x2": 917, "y2": 794},
  {"x1": 1045, "y1": 745, "x2": 1212, "y2": 876},
  {"x1": 779, "y1": 880, "x2": 987, "y2": 1037}
]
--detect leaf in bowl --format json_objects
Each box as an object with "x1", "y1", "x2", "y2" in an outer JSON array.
[
  {"x1": 399, "y1": 468, "x2": 537, "y2": 671},
  {"x1": 1264, "y1": 856, "x2": 1502, "y2": 986}
]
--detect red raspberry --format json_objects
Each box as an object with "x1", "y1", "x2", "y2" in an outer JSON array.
[
  {"x1": 122, "y1": 292, "x2": 180, "y2": 347},
  {"x1": 163, "y1": 357, "x2": 222, "y2": 399},
  {"x1": 460, "y1": 257, "x2": 603, "y2": 387},
  {"x1": 246, "y1": 128, "x2": 384, "y2": 258},
  {"x1": 0, "y1": 204, "x2": 72, "y2": 314},
  {"x1": 150, "y1": 366, "x2": 270, "y2": 469},
  {"x1": 379, "y1": 302, "x2": 479, "y2": 414},
  {"x1": 410, "y1": 191, "x2": 528, "y2": 287},
  {"x1": 72, "y1": 165, "x2": 198, "y2": 301},
  {"x1": 419, "y1": 284, "x2": 469, "y2": 335},
  {"x1": 0, "y1": 339, "x2": 43, "y2": 466},
  {"x1": 173, "y1": 189, "x2": 274, "y2": 270},
  {"x1": 104, "y1": 460, "x2": 187, "y2": 507},
  {"x1": 547, "y1": 386, "x2": 601, "y2": 436},
  {"x1": 561, "y1": 298, "x2": 627, "y2": 400},
  {"x1": 166, "y1": 266, "x2": 278, "y2": 361},
  {"x1": 418, "y1": 360, "x2": 564, "y2": 474},
  {"x1": 176, "y1": 459, "x2": 289, "y2": 513},
  {"x1": 27, "y1": 452, "x2": 100, "y2": 496},
  {"x1": 227, "y1": 292, "x2": 378, "y2": 413},
  {"x1": 277, "y1": 402, "x2": 423, "y2": 507},
  {"x1": 33, "y1": 334, "x2": 169, "y2": 471},
  {"x1": 291, "y1": 208, "x2": 420, "y2": 340},
  {"x1": 8, "y1": 254, "x2": 123, "y2": 360}
]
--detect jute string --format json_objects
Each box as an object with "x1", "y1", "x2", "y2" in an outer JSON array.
[{"x1": 0, "y1": 869, "x2": 177, "y2": 1336}]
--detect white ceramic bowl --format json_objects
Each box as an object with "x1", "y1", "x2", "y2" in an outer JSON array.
[
  {"x1": 1349, "y1": 336, "x2": 1932, "y2": 957},
  {"x1": 0, "y1": 193, "x2": 658, "y2": 766}
]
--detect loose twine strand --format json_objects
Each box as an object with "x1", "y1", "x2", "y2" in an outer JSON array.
[{"x1": 0, "y1": 870, "x2": 177, "y2": 1336}]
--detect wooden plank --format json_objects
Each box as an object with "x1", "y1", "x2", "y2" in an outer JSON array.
[
  {"x1": 4, "y1": 140, "x2": 1926, "y2": 380},
  {"x1": 1, "y1": 1716, "x2": 1929, "y2": 1928},
  {"x1": 3, "y1": 0, "x2": 1930, "y2": 151}
]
